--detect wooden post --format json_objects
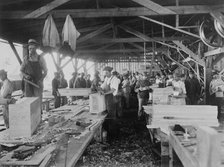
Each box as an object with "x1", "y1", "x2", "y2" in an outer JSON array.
[
  {"x1": 175, "y1": 0, "x2": 179, "y2": 28},
  {"x1": 8, "y1": 41, "x2": 22, "y2": 65}
]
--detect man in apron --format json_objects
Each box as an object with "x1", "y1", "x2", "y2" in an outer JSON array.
[
  {"x1": 100, "y1": 66, "x2": 120, "y2": 140},
  {"x1": 0, "y1": 70, "x2": 14, "y2": 128},
  {"x1": 20, "y1": 39, "x2": 48, "y2": 102}
]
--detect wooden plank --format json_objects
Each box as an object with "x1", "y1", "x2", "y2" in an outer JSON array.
[
  {"x1": 197, "y1": 126, "x2": 222, "y2": 167},
  {"x1": 78, "y1": 24, "x2": 112, "y2": 43},
  {"x1": 140, "y1": 16, "x2": 200, "y2": 39},
  {"x1": 9, "y1": 97, "x2": 41, "y2": 138},
  {"x1": 2, "y1": 5, "x2": 224, "y2": 19},
  {"x1": 23, "y1": 0, "x2": 73, "y2": 18},
  {"x1": 76, "y1": 49, "x2": 165, "y2": 53},
  {"x1": 58, "y1": 88, "x2": 91, "y2": 97},
  {"x1": 118, "y1": 24, "x2": 179, "y2": 49},
  {"x1": 204, "y1": 47, "x2": 224, "y2": 57},
  {"x1": 85, "y1": 36, "x2": 192, "y2": 43},
  {"x1": 132, "y1": 0, "x2": 176, "y2": 15},
  {"x1": 173, "y1": 41, "x2": 205, "y2": 66},
  {"x1": 169, "y1": 128, "x2": 198, "y2": 167}
]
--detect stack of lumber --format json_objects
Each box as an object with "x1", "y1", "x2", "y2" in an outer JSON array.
[
  {"x1": 144, "y1": 105, "x2": 218, "y2": 134},
  {"x1": 9, "y1": 97, "x2": 41, "y2": 138},
  {"x1": 152, "y1": 87, "x2": 173, "y2": 104},
  {"x1": 169, "y1": 125, "x2": 224, "y2": 167},
  {"x1": 58, "y1": 88, "x2": 91, "y2": 96}
]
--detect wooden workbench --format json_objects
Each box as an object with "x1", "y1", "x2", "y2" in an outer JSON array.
[
  {"x1": 0, "y1": 99, "x2": 107, "y2": 167},
  {"x1": 168, "y1": 125, "x2": 224, "y2": 167}
]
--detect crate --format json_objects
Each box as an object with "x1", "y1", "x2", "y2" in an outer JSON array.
[
  {"x1": 9, "y1": 97, "x2": 41, "y2": 138},
  {"x1": 89, "y1": 93, "x2": 106, "y2": 114}
]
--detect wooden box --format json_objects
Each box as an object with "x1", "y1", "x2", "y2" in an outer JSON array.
[
  {"x1": 152, "y1": 87, "x2": 173, "y2": 104},
  {"x1": 89, "y1": 93, "x2": 106, "y2": 114},
  {"x1": 9, "y1": 97, "x2": 41, "y2": 138}
]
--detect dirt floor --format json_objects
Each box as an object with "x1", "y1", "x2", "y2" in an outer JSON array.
[{"x1": 76, "y1": 109, "x2": 161, "y2": 167}]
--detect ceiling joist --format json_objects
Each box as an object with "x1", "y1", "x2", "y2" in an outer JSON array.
[
  {"x1": 23, "y1": 0, "x2": 73, "y2": 18},
  {"x1": 139, "y1": 16, "x2": 200, "y2": 38},
  {"x1": 132, "y1": 0, "x2": 176, "y2": 15},
  {"x1": 78, "y1": 24, "x2": 112, "y2": 43},
  {"x1": 1, "y1": 5, "x2": 224, "y2": 19}
]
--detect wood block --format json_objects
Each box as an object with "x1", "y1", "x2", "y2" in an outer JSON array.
[
  {"x1": 58, "y1": 88, "x2": 91, "y2": 96},
  {"x1": 9, "y1": 97, "x2": 41, "y2": 138},
  {"x1": 153, "y1": 87, "x2": 173, "y2": 104},
  {"x1": 197, "y1": 126, "x2": 223, "y2": 167},
  {"x1": 89, "y1": 93, "x2": 106, "y2": 114}
]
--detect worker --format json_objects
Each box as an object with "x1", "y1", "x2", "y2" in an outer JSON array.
[
  {"x1": 20, "y1": 39, "x2": 48, "y2": 101},
  {"x1": 122, "y1": 73, "x2": 131, "y2": 109},
  {"x1": 135, "y1": 72, "x2": 151, "y2": 120},
  {"x1": 100, "y1": 66, "x2": 120, "y2": 140},
  {"x1": 85, "y1": 74, "x2": 92, "y2": 88},
  {"x1": 59, "y1": 71, "x2": 68, "y2": 106},
  {"x1": 172, "y1": 73, "x2": 186, "y2": 96},
  {"x1": 0, "y1": 69, "x2": 14, "y2": 128},
  {"x1": 52, "y1": 72, "x2": 61, "y2": 108},
  {"x1": 209, "y1": 71, "x2": 224, "y2": 123},
  {"x1": 166, "y1": 73, "x2": 173, "y2": 86},
  {"x1": 74, "y1": 73, "x2": 86, "y2": 88},
  {"x1": 69, "y1": 72, "x2": 77, "y2": 88},
  {"x1": 91, "y1": 71, "x2": 101, "y2": 93},
  {"x1": 187, "y1": 71, "x2": 201, "y2": 105}
]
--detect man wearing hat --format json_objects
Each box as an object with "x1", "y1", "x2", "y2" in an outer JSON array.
[
  {"x1": 0, "y1": 69, "x2": 14, "y2": 128},
  {"x1": 100, "y1": 66, "x2": 121, "y2": 139},
  {"x1": 52, "y1": 72, "x2": 61, "y2": 108},
  {"x1": 20, "y1": 39, "x2": 48, "y2": 100},
  {"x1": 187, "y1": 70, "x2": 201, "y2": 105}
]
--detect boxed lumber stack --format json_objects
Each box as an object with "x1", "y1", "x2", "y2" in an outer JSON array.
[
  {"x1": 89, "y1": 93, "x2": 106, "y2": 114},
  {"x1": 9, "y1": 97, "x2": 41, "y2": 138},
  {"x1": 152, "y1": 87, "x2": 173, "y2": 104}
]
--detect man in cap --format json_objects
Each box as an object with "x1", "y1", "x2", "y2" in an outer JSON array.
[
  {"x1": 0, "y1": 69, "x2": 14, "y2": 128},
  {"x1": 100, "y1": 66, "x2": 121, "y2": 139},
  {"x1": 20, "y1": 39, "x2": 48, "y2": 101},
  {"x1": 187, "y1": 70, "x2": 201, "y2": 105},
  {"x1": 52, "y1": 72, "x2": 61, "y2": 108}
]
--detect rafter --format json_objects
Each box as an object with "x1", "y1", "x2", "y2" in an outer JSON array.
[
  {"x1": 173, "y1": 41, "x2": 205, "y2": 66},
  {"x1": 132, "y1": 0, "x2": 176, "y2": 15},
  {"x1": 78, "y1": 24, "x2": 112, "y2": 43},
  {"x1": 23, "y1": 0, "x2": 73, "y2": 18},
  {"x1": 84, "y1": 37, "x2": 192, "y2": 44},
  {"x1": 139, "y1": 16, "x2": 200, "y2": 38},
  {"x1": 118, "y1": 24, "x2": 180, "y2": 49},
  {"x1": 1, "y1": 5, "x2": 224, "y2": 19}
]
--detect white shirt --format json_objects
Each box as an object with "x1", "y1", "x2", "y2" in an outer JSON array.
[
  {"x1": 1, "y1": 79, "x2": 14, "y2": 98},
  {"x1": 101, "y1": 76, "x2": 120, "y2": 96},
  {"x1": 172, "y1": 80, "x2": 186, "y2": 94}
]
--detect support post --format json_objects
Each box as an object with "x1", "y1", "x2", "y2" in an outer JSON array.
[{"x1": 8, "y1": 41, "x2": 22, "y2": 65}]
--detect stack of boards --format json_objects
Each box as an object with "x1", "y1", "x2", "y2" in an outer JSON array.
[{"x1": 144, "y1": 105, "x2": 219, "y2": 134}]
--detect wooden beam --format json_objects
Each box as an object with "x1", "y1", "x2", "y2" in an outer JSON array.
[
  {"x1": 132, "y1": 0, "x2": 176, "y2": 15},
  {"x1": 78, "y1": 24, "x2": 112, "y2": 43},
  {"x1": 85, "y1": 37, "x2": 192, "y2": 43},
  {"x1": 173, "y1": 41, "x2": 205, "y2": 66},
  {"x1": 204, "y1": 47, "x2": 224, "y2": 57},
  {"x1": 8, "y1": 41, "x2": 22, "y2": 65},
  {"x1": 96, "y1": 43, "x2": 115, "y2": 50},
  {"x1": 119, "y1": 25, "x2": 180, "y2": 49},
  {"x1": 1, "y1": 5, "x2": 224, "y2": 19},
  {"x1": 76, "y1": 48, "x2": 165, "y2": 54},
  {"x1": 140, "y1": 16, "x2": 200, "y2": 38},
  {"x1": 23, "y1": 0, "x2": 72, "y2": 18}
]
